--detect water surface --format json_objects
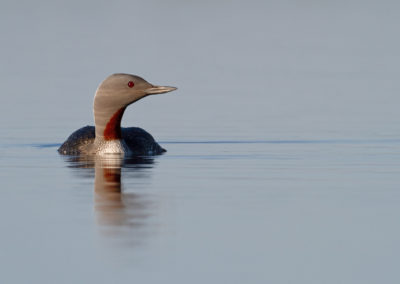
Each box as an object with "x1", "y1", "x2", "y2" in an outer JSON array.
[
  {"x1": 1, "y1": 0, "x2": 400, "y2": 283},
  {"x1": 1, "y1": 138, "x2": 399, "y2": 283}
]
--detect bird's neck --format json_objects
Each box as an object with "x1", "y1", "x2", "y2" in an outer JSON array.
[
  {"x1": 92, "y1": 106, "x2": 130, "y2": 155},
  {"x1": 93, "y1": 93, "x2": 126, "y2": 141},
  {"x1": 94, "y1": 107, "x2": 126, "y2": 140}
]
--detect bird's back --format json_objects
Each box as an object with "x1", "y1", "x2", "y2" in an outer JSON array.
[{"x1": 122, "y1": 127, "x2": 166, "y2": 155}]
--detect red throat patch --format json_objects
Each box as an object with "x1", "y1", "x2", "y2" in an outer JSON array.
[{"x1": 103, "y1": 107, "x2": 126, "y2": 140}]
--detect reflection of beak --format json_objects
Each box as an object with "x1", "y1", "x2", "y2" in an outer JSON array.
[{"x1": 145, "y1": 85, "x2": 177, "y2": 95}]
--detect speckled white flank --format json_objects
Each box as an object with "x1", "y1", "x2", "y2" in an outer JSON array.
[{"x1": 91, "y1": 139, "x2": 131, "y2": 156}]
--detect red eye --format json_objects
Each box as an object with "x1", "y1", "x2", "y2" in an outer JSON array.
[{"x1": 128, "y1": 81, "x2": 135, "y2": 88}]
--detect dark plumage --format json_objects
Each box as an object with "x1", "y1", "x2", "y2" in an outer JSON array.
[{"x1": 58, "y1": 126, "x2": 166, "y2": 156}]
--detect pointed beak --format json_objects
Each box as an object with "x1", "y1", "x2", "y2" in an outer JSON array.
[{"x1": 145, "y1": 85, "x2": 177, "y2": 95}]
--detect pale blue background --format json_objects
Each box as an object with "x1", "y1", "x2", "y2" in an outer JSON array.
[{"x1": 0, "y1": 1, "x2": 399, "y2": 283}]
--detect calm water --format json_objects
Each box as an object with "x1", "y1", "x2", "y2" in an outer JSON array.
[{"x1": 1, "y1": 1, "x2": 400, "y2": 283}]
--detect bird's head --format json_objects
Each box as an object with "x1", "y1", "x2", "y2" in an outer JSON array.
[{"x1": 94, "y1": 73, "x2": 177, "y2": 109}]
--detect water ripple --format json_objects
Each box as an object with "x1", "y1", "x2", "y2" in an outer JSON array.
[{"x1": 1, "y1": 138, "x2": 399, "y2": 149}]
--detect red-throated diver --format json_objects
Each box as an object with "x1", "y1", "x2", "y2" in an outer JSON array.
[{"x1": 58, "y1": 73, "x2": 177, "y2": 156}]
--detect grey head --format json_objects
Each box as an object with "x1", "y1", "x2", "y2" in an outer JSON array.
[{"x1": 93, "y1": 73, "x2": 177, "y2": 141}]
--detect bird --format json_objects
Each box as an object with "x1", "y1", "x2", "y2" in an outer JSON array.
[{"x1": 58, "y1": 73, "x2": 177, "y2": 156}]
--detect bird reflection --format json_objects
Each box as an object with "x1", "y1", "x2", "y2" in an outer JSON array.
[{"x1": 63, "y1": 155, "x2": 156, "y2": 245}]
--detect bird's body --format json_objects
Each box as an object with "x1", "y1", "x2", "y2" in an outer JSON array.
[
  {"x1": 58, "y1": 126, "x2": 166, "y2": 156},
  {"x1": 58, "y1": 74, "x2": 176, "y2": 156}
]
